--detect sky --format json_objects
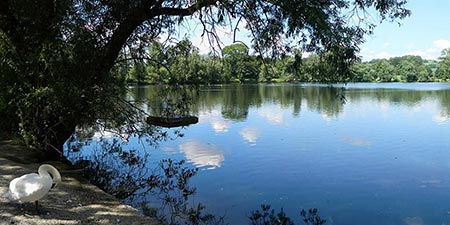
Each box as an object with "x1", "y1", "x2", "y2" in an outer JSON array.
[
  {"x1": 181, "y1": 1, "x2": 450, "y2": 61},
  {"x1": 360, "y1": 1, "x2": 450, "y2": 61}
]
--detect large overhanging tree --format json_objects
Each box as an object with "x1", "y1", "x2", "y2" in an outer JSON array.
[{"x1": 0, "y1": 0, "x2": 410, "y2": 159}]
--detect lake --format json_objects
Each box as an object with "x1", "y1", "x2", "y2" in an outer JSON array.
[{"x1": 65, "y1": 83, "x2": 450, "y2": 225}]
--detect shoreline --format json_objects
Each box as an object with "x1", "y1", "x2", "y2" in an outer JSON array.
[{"x1": 0, "y1": 140, "x2": 160, "y2": 225}]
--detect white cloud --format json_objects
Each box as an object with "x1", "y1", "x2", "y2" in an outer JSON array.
[
  {"x1": 258, "y1": 106, "x2": 285, "y2": 125},
  {"x1": 198, "y1": 109, "x2": 232, "y2": 133},
  {"x1": 433, "y1": 112, "x2": 449, "y2": 124},
  {"x1": 433, "y1": 39, "x2": 450, "y2": 50},
  {"x1": 403, "y1": 217, "x2": 425, "y2": 225},
  {"x1": 190, "y1": 18, "x2": 251, "y2": 55},
  {"x1": 179, "y1": 141, "x2": 224, "y2": 169},
  {"x1": 190, "y1": 24, "x2": 243, "y2": 55},
  {"x1": 404, "y1": 40, "x2": 450, "y2": 59},
  {"x1": 375, "y1": 51, "x2": 393, "y2": 59},
  {"x1": 360, "y1": 47, "x2": 393, "y2": 61},
  {"x1": 191, "y1": 34, "x2": 225, "y2": 55},
  {"x1": 404, "y1": 49, "x2": 438, "y2": 60},
  {"x1": 362, "y1": 39, "x2": 450, "y2": 61},
  {"x1": 163, "y1": 146, "x2": 177, "y2": 155},
  {"x1": 239, "y1": 127, "x2": 260, "y2": 144},
  {"x1": 405, "y1": 50, "x2": 425, "y2": 56},
  {"x1": 321, "y1": 113, "x2": 333, "y2": 121},
  {"x1": 211, "y1": 119, "x2": 232, "y2": 133},
  {"x1": 363, "y1": 51, "x2": 393, "y2": 61},
  {"x1": 91, "y1": 130, "x2": 130, "y2": 142}
]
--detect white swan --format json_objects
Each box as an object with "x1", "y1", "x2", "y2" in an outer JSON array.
[{"x1": 2, "y1": 164, "x2": 61, "y2": 212}]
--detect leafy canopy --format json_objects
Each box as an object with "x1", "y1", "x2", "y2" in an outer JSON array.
[{"x1": 0, "y1": 0, "x2": 410, "y2": 156}]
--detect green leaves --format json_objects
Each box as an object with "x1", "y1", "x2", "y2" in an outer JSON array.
[
  {"x1": 436, "y1": 48, "x2": 450, "y2": 81},
  {"x1": 352, "y1": 55, "x2": 443, "y2": 82},
  {"x1": 222, "y1": 43, "x2": 259, "y2": 82},
  {"x1": 0, "y1": 0, "x2": 411, "y2": 157}
]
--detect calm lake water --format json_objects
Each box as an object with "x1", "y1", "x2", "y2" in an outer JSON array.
[{"x1": 65, "y1": 83, "x2": 450, "y2": 225}]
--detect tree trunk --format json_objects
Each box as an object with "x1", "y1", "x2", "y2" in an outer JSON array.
[{"x1": 44, "y1": 123, "x2": 76, "y2": 163}]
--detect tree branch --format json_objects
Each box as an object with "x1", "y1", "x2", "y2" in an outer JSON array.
[
  {"x1": 158, "y1": 0, "x2": 217, "y2": 16},
  {"x1": 100, "y1": 0, "x2": 219, "y2": 78}
]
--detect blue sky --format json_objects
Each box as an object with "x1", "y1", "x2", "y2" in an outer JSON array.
[
  {"x1": 183, "y1": 1, "x2": 450, "y2": 61},
  {"x1": 360, "y1": 1, "x2": 450, "y2": 61}
]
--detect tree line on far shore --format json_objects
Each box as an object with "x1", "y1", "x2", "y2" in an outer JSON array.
[{"x1": 122, "y1": 41, "x2": 450, "y2": 85}]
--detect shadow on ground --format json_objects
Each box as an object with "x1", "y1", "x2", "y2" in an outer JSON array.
[{"x1": 0, "y1": 140, "x2": 160, "y2": 225}]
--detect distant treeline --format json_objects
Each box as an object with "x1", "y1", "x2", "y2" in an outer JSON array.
[{"x1": 118, "y1": 40, "x2": 450, "y2": 84}]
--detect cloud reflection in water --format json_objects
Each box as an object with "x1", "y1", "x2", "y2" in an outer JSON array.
[
  {"x1": 258, "y1": 106, "x2": 285, "y2": 125},
  {"x1": 179, "y1": 141, "x2": 224, "y2": 169},
  {"x1": 341, "y1": 136, "x2": 372, "y2": 147},
  {"x1": 433, "y1": 112, "x2": 449, "y2": 124},
  {"x1": 211, "y1": 119, "x2": 232, "y2": 133},
  {"x1": 199, "y1": 109, "x2": 232, "y2": 133},
  {"x1": 239, "y1": 127, "x2": 260, "y2": 144}
]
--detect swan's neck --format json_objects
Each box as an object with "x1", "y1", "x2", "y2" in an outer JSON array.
[{"x1": 38, "y1": 164, "x2": 61, "y2": 186}]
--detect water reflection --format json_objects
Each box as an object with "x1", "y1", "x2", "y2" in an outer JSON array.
[
  {"x1": 66, "y1": 83, "x2": 450, "y2": 225},
  {"x1": 179, "y1": 141, "x2": 224, "y2": 169},
  {"x1": 341, "y1": 136, "x2": 373, "y2": 148},
  {"x1": 419, "y1": 179, "x2": 442, "y2": 188},
  {"x1": 239, "y1": 127, "x2": 260, "y2": 144},
  {"x1": 258, "y1": 106, "x2": 285, "y2": 125},
  {"x1": 210, "y1": 118, "x2": 232, "y2": 133},
  {"x1": 141, "y1": 83, "x2": 450, "y2": 124},
  {"x1": 433, "y1": 112, "x2": 449, "y2": 124},
  {"x1": 199, "y1": 110, "x2": 232, "y2": 133},
  {"x1": 403, "y1": 217, "x2": 425, "y2": 225}
]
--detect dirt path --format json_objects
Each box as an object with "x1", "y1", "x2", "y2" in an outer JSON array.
[{"x1": 0, "y1": 140, "x2": 160, "y2": 225}]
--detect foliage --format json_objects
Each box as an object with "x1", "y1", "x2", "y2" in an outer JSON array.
[
  {"x1": 68, "y1": 129, "x2": 333, "y2": 225},
  {"x1": 145, "y1": 159, "x2": 221, "y2": 225},
  {"x1": 300, "y1": 53, "x2": 353, "y2": 82},
  {"x1": 124, "y1": 46, "x2": 449, "y2": 84},
  {"x1": 372, "y1": 60, "x2": 395, "y2": 82},
  {"x1": 249, "y1": 205, "x2": 326, "y2": 225},
  {"x1": 65, "y1": 84, "x2": 450, "y2": 224},
  {"x1": 436, "y1": 48, "x2": 450, "y2": 81},
  {"x1": 222, "y1": 43, "x2": 260, "y2": 82},
  {"x1": 0, "y1": 0, "x2": 410, "y2": 158},
  {"x1": 126, "y1": 40, "x2": 226, "y2": 84},
  {"x1": 68, "y1": 135, "x2": 224, "y2": 225},
  {"x1": 145, "y1": 84, "x2": 450, "y2": 125},
  {"x1": 351, "y1": 55, "x2": 442, "y2": 82},
  {"x1": 128, "y1": 61, "x2": 147, "y2": 84}
]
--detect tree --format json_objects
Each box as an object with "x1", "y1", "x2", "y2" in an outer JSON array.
[
  {"x1": 222, "y1": 43, "x2": 258, "y2": 82},
  {"x1": 203, "y1": 54, "x2": 225, "y2": 84},
  {"x1": 436, "y1": 48, "x2": 450, "y2": 81},
  {"x1": 0, "y1": 0, "x2": 410, "y2": 159},
  {"x1": 128, "y1": 61, "x2": 148, "y2": 84},
  {"x1": 389, "y1": 55, "x2": 423, "y2": 67},
  {"x1": 145, "y1": 41, "x2": 170, "y2": 83},
  {"x1": 166, "y1": 39, "x2": 200, "y2": 84},
  {"x1": 351, "y1": 62, "x2": 371, "y2": 82},
  {"x1": 372, "y1": 59, "x2": 394, "y2": 82},
  {"x1": 395, "y1": 61, "x2": 417, "y2": 82}
]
